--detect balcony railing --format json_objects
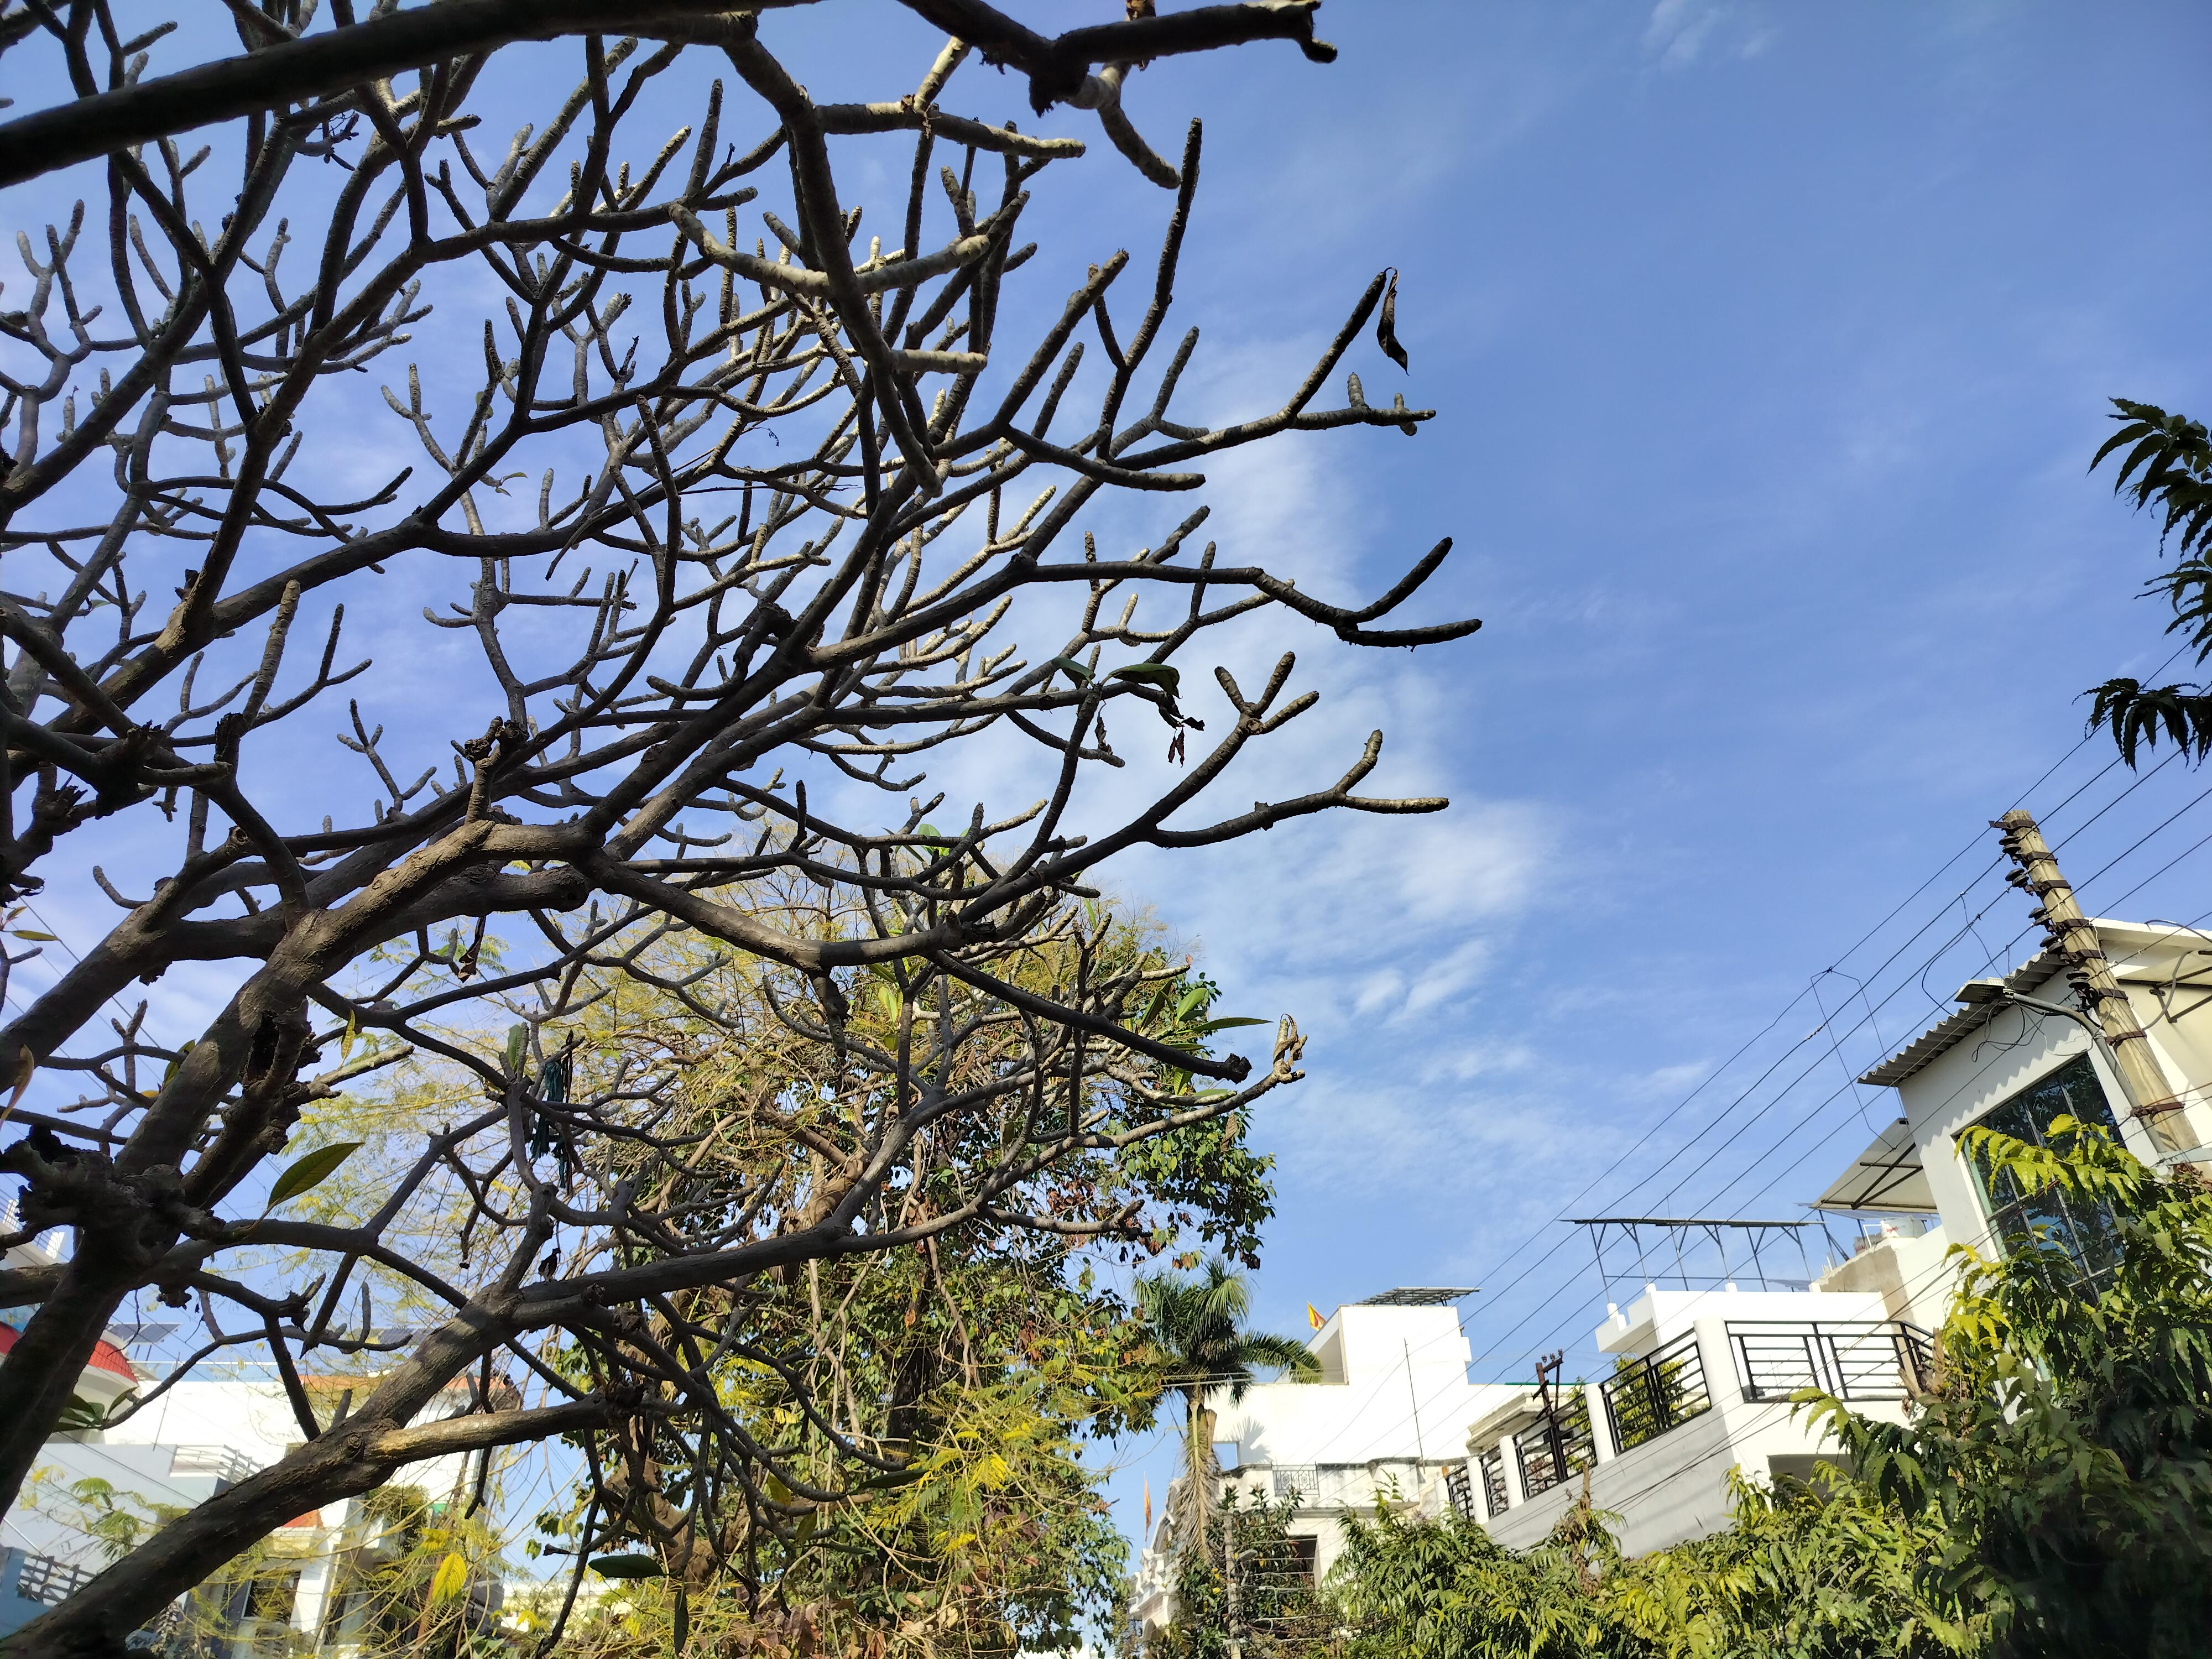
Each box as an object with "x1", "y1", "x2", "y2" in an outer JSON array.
[
  {"x1": 1443, "y1": 1462, "x2": 1474, "y2": 1521},
  {"x1": 1601, "y1": 1328, "x2": 1713, "y2": 1453},
  {"x1": 1477, "y1": 1446, "x2": 1509, "y2": 1519},
  {"x1": 1727, "y1": 1320, "x2": 1934, "y2": 1402},
  {"x1": 1513, "y1": 1394, "x2": 1596, "y2": 1499},
  {"x1": 17, "y1": 1553, "x2": 97, "y2": 1605},
  {"x1": 1267, "y1": 1460, "x2": 1431, "y2": 1510}
]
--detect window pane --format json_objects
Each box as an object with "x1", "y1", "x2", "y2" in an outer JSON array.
[{"x1": 1966, "y1": 1054, "x2": 2124, "y2": 1290}]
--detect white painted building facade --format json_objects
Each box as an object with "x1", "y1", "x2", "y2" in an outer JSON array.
[
  {"x1": 1125, "y1": 1290, "x2": 1519, "y2": 1647},
  {"x1": 2, "y1": 1218, "x2": 498, "y2": 1651},
  {"x1": 1460, "y1": 915, "x2": 2212, "y2": 1557}
]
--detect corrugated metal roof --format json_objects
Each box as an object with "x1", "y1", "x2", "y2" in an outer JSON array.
[{"x1": 1857, "y1": 952, "x2": 2060, "y2": 1089}]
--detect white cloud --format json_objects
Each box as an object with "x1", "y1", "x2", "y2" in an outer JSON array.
[{"x1": 1644, "y1": 0, "x2": 1776, "y2": 69}]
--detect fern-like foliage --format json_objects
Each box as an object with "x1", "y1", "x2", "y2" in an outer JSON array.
[
  {"x1": 2086, "y1": 400, "x2": 2212, "y2": 765},
  {"x1": 2081, "y1": 678, "x2": 2212, "y2": 766}
]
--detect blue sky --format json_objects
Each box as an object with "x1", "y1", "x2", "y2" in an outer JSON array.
[
  {"x1": 11, "y1": 0, "x2": 2212, "y2": 1597},
  {"x1": 982, "y1": 0, "x2": 2212, "y2": 1557}
]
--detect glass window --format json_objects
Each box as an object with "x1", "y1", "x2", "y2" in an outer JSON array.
[{"x1": 1964, "y1": 1053, "x2": 2124, "y2": 1287}]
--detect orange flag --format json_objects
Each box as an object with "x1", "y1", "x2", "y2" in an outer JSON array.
[
  {"x1": 1143, "y1": 1477, "x2": 1153, "y2": 1534},
  {"x1": 1307, "y1": 1302, "x2": 1325, "y2": 1332}
]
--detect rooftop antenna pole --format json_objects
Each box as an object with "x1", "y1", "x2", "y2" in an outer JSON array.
[
  {"x1": 1996, "y1": 810, "x2": 2194, "y2": 1155},
  {"x1": 1402, "y1": 1339, "x2": 1426, "y2": 1462}
]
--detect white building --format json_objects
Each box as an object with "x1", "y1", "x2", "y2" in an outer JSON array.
[
  {"x1": 2, "y1": 1217, "x2": 502, "y2": 1650},
  {"x1": 1126, "y1": 1289, "x2": 1519, "y2": 1646},
  {"x1": 1460, "y1": 915, "x2": 2212, "y2": 1557}
]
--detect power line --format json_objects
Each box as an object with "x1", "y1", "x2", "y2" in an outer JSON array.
[{"x1": 1462, "y1": 760, "x2": 2212, "y2": 1388}]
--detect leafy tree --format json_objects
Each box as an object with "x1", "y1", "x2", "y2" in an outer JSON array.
[
  {"x1": 1819, "y1": 1116, "x2": 2212, "y2": 1658},
  {"x1": 1326, "y1": 1492, "x2": 1624, "y2": 1659},
  {"x1": 1134, "y1": 1260, "x2": 1320, "y2": 1547},
  {"x1": 1605, "y1": 1473, "x2": 1979, "y2": 1659},
  {"x1": 2084, "y1": 400, "x2": 2212, "y2": 762},
  {"x1": 1321, "y1": 1477, "x2": 1974, "y2": 1659}
]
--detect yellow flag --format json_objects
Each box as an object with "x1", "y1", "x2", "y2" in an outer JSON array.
[
  {"x1": 1143, "y1": 1476, "x2": 1153, "y2": 1534},
  {"x1": 1307, "y1": 1302, "x2": 1324, "y2": 1332}
]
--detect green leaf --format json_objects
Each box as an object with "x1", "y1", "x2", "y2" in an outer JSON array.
[
  {"x1": 589, "y1": 1553, "x2": 663, "y2": 1579},
  {"x1": 1048, "y1": 655, "x2": 1093, "y2": 685},
  {"x1": 7, "y1": 929, "x2": 56, "y2": 942},
  {"x1": 1173, "y1": 985, "x2": 1209, "y2": 1022},
  {"x1": 1107, "y1": 663, "x2": 1181, "y2": 697},
  {"x1": 505, "y1": 1024, "x2": 528, "y2": 1072},
  {"x1": 429, "y1": 1552, "x2": 469, "y2": 1604},
  {"x1": 1196, "y1": 1016, "x2": 1266, "y2": 1034},
  {"x1": 265, "y1": 1141, "x2": 364, "y2": 1209}
]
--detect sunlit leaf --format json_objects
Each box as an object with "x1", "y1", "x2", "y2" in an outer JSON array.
[
  {"x1": 429, "y1": 1551, "x2": 469, "y2": 1604},
  {"x1": 265, "y1": 1141, "x2": 363, "y2": 1209}
]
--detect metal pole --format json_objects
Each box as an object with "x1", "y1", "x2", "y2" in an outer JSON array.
[{"x1": 1223, "y1": 1504, "x2": 1241, "y2": 1659}]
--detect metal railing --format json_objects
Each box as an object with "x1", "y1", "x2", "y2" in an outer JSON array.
[
  {"x1": 1444, "y1": 1462, "x2": 1474, "y2": 1521},
  {"x1": 17, "y1": 1553, "x2": 97, "y2": 1605},
  {"x1": 1477, "y1": 1446, "x2": 1509, "y2": 1519},
  {"x1": 1600, "y1": 1328, "x2": 1713, "y2": 1453},
  {"x1": 1270, "y1": 1464, "x2": 1367, "y2": 1507},
  {"x1": 1727, "y1": 1320, "x2": 1934, "y2": 1402},
  {"x1": 1267, "y1": 1460, "x2": 1430, "y2": 1510},
  {"x1": 1513, "y1": 1393, "x2": 1596, "y2": 1499}
]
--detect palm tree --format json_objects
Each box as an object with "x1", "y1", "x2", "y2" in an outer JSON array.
[{"x1": 1136, "y1": 1259, "x2": 1321, "y2": 1547}]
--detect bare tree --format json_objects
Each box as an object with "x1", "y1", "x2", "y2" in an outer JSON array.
[{"x1": 0, "y1": 0, "x2": 1475, "y2": 1650}]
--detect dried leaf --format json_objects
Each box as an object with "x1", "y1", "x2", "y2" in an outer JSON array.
[{"x1": 1376, "y1": 267, "x2": 1407, "y2": 373}]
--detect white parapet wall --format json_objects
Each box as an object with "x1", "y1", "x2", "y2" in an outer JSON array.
[{"x1": 1469, "y1": 1287, "x2": 1923, "y2": 1558}]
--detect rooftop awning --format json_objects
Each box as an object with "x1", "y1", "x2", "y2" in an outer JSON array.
[{"x1": 1812, "y1": 1117, "x2": 1937, "y2": 1214}]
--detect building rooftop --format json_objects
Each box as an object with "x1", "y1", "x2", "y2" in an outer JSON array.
[{"x1": 1856, "y1": 952, "x2": 2060, "y2": 1089}]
